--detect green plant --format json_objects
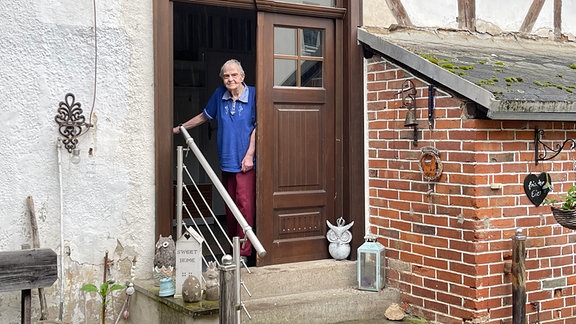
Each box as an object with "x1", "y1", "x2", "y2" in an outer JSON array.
[
  {"x1": 545, "y1": 185, "x2": 576, "y2": 210},
  {"x1": 80, "y1": 251, "x2": 125, "y2": 324},
  {"x1": 81, "y1": 280, "x2": 125, "y2": 324}
]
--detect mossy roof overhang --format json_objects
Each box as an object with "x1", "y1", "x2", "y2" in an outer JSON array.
[{"x1": 358, "y1": 27, "x2": 576, "y2": 121}]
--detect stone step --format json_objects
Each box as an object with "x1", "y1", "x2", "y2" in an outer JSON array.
[
  {"x1": 130, "y1": 259, "x2": 402, "y2": 323},
  {"x1": 241, "y1": 287, "x2": 401, "y2": 323},
  {"x1": 238, "y1": 259, "x2": 401, "y2": 323},
  {"x1": 241, "y1": 259, "x2": 358, "y2": 299}
]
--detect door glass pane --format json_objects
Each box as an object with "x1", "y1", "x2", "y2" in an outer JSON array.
[
  {"x1": 274, "y1": 26, "x2": 324, "y2": 87},
  {"x1": 301, "y1": 60, "x2": 322, "y2": 87},
  {"x1": 274, "y1": 0, "x2": 335, "y2": 6},
  {"x1": 275, "y1": 59, "x2": 297, "y2": 86},
  {"x1": 274, "y1": 27, "x2": 297, "y2": 56},
  {"x1": 301, "y1": 29, "x2": 322, "y2": 57}
]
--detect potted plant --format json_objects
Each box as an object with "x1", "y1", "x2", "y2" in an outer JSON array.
[{"x1": 544, "y1": 184, "x2": 576, "y2": 230}]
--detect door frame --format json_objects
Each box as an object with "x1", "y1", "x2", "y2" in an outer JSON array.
[{"x1": 153, "y1": 0, "x2": 365, "y2": 262}]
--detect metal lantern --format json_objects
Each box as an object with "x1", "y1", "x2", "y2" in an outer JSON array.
[{"x1": 357, "y1": 235, "x2": 386, "y2": 291}]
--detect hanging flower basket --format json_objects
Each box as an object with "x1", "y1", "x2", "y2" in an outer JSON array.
[{"x1": 551, "y1": 207, "x2": 576, "y2": 230}]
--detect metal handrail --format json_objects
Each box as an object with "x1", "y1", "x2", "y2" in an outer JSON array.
[{"x1": 178, "y1": 126, "x2": 266, "y2": 257}]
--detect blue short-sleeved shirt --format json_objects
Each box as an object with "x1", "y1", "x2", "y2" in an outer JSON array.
[{"x1": 203, "y1": 84, "x2": 256, "y2": 173}]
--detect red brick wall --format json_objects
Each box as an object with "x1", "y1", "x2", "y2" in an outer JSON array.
[{"x1": 366, "y1": 54, "x2": 576, "y2": 324}]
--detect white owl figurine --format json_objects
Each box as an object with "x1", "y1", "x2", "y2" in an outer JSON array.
[{"x1": 326, "y1": 217, "x2": 354, "y2": 260}]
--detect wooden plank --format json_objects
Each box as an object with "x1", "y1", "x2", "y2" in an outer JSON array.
[
  {"x1": 457, "y1": 0, "x2": 476, "y2": 31},
  {"x1": 554, "y1": 0, "x2": 562, "y2": 39},
  {"x1": 385, "y1": 0, "x2": 412, "y2": 27},
  {"x1": 0, "y1": 248, "x2": 57, "y2": 292},
  {"x1": 519, "y1": 0, "x2": 545, "y2": 33}
]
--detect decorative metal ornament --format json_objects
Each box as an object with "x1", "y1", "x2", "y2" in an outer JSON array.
[
  {"x1": 326, "y1": 217, "x2": 354, "y2": 260},
  {"x1": 400, "y1": 80, "x2": 418, "y2": 146},
  {"x1": 419, "y1": 146, "x2": 443, "y2": 181},
  {"x1": 534, "y1": 128, "x2": 576, "y2": 165},
  {"x1": 54, "y1": 93, "x2": 92, "y2": 153}
]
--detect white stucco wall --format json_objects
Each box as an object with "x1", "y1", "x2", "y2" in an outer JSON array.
[
  {"x1": 0, "y1": 0, "x2": 155, "y2": 322},
  {"x1": 363, "y1": 0, "x2": 576, "y2": 37}
]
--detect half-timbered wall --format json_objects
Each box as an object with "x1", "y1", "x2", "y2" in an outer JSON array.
[
  {"x1": 366, "y1": 54, "x2": 576, "y2": 323},
  {"x1": 364, "y1": 0, "x2": 576, "y2": 39}
]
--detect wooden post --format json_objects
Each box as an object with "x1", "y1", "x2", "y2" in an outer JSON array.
[
  {"x1": 20, "y1": 244, "x2": 31, "y2": 324},
  {"x1": 21, "y1": 288, "x2": 31, "y2": 324},
  {"x1": 27, "y1": 196, "x2": 49, "y2": 320},
  {"x1": 512, "y1": 228, "x2": 526, "y2": 324}
]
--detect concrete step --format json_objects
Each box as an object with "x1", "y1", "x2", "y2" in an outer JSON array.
[
  {"x1": 241, "y1": 259, "x2": 358, "y2": 299},
  {"x1": 239, "y1": 259, "x2": 401, "y2": 324},
  {"x1": 241, "y1": 287, "x2": 400, "y2": 323}
]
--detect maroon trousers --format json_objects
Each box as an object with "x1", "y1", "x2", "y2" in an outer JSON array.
[{"x1": 222, "y1": 169, "x2": 256, "y2": 257}]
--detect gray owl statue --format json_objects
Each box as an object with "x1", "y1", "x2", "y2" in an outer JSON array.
[
  {"x1": 153, "y1": 235, "x2": 176, "y2": 274},
  {"x1": 326, "y1": 217, "x2": 354, "y2": 260}
]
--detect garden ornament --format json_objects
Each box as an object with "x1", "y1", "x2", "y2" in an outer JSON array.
[{"x1": 326, "y1": 217, "x2": 354, "y2": 260}]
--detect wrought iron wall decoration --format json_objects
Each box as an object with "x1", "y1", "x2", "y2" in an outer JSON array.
[
  {"x1": 401, "y1": 80, "x2": 418, "y2": 146},
  {"x1": 54, "y1": 93, "x2": 93, "y2": 153},
  {"x1": 419, "y1": 146, "x2": 443, "y2": 181},
  {"x1": 427, "y1": 84, "x2": 435, "y2": 130},
  {"x1": 534, "y1": 128, "x2": 576, "y2": 165}
]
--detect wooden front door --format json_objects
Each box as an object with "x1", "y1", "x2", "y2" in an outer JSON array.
[{"x1": 256, "y1": 13, "x2": 336, "y2": 265}]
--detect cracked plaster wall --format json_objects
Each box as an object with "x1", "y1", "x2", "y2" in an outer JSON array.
[
  {"x1": 363, "y1": 0, "x2": 576, "y2": 38},
  {"x1": 0, "y1": 0, "x2": 155, "y2": 323}
]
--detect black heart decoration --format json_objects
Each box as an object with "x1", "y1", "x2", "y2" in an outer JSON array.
[{"x1": 523, "y1": 172, "x2": 552, "y2": 207}]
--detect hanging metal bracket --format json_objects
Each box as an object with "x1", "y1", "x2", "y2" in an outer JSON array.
[{"x1": 534, "y1": 128, "x2": 576, "y2": 165}]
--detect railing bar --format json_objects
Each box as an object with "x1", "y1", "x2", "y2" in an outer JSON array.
[
  {"x1": 182, "y1": 183, "x2": 250, "y2": 271},
  {"x1": 176, "y1": 147, "x2": 184, "y2": 239},
  {"x1": 180, "y1": 126, "x2": 266, "y2": 257},
  {"x1": 182, "y1": 167, "x2": 234, "y2": 249},
  {"x1": 184, "y1": 182, "x2": 232, "y2": 253},
  {"x1": 182, "y1": 205, "x2": 220, "y2": 261},
  {"x1": 181, "y1": 187, "x2": 235, "y2": 270}
]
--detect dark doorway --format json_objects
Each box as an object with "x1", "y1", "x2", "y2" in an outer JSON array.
[{"x1": 172, "y1": 2, "x2": 257, "y2": 233}]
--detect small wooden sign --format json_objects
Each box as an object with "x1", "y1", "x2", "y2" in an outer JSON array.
[{"x1": 175, "y1": 228, "x2": 204, "y2": 297}]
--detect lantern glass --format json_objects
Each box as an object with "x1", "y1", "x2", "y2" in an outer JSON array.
[{"x1": 357, "y1": 239, "x2": 385, "y2": 291}]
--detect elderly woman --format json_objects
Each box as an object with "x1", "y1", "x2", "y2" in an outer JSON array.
[{"x1": 174, "y1": 59, "x2": 256, "y2": 264}]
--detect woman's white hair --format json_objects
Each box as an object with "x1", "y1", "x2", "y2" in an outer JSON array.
[{"x1": 219, "y1": 59, "x2": 245, "y2": 78}]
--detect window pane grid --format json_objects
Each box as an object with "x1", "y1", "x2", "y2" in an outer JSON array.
[{"x1": 274, "y1": 26, "x2": 324, "y2": 88}]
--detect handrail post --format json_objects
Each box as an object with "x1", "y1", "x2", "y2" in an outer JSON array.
[
  {"x1": 179, "y1": 126, "x2": 266, "y2": 257},
  {"x1": 219, "y1": 253, "x2": 238, "y2": 324},
  {"x1": 176, "y1": 146, "x2": 184, "y2": 239},
  {"x1": 233, "y1": 237, "x2": 243, "y2": 323},
  {"x1": 512, "y1": 228, "x2": 526, "y2": 324}
]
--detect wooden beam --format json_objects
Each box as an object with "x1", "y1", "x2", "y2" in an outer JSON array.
[
  {"x1": 554, "y1": 0, "x2": 562, "y2": 39},
  {"x1": 342, "y1": 0, "x2": 364, "y2": 260},
  {"x1": 457, "y1": 0, "x2": 476, "y2": 31},
  {"x1": 0, "y1": 249, "x2": 57, "y2": 293},
  {"x1": 385, "y1": 0, "x2": 412, "y2": 27},
  {"x1": 154, "y1": 0, "x2": 174, "y2": 238},
  {"x1": 519, "y1": 0, "x2": 545, "y2": 33}
]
